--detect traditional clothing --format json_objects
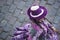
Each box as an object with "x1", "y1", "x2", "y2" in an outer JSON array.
[{"x1": 12, "y1": 20, "x2": 58, "y2": 40}]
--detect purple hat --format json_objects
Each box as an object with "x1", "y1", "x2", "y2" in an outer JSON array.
[{"x1": 27, "y1": 5, "x2": 47, "y2": 20}]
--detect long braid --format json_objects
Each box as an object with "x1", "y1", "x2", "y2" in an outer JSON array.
[{"x1": 31, "y1": 18, "x2": 43, "y2": 29}]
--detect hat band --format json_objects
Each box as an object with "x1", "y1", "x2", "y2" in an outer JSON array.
[{"x1": 30, "y1": 9, "x2": 44, "y2": 18}]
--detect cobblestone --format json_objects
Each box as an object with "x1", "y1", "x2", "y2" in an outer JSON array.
[
  {"x1": 57, "y1": 8, "x2": 60, "y2": 16},
  {"x1": 9, "y1": 4, "x2": 16, "y2": 13},
  {"x1": 13, "y1": 21, "x2": 22, "y2": 28},
  {"x1": 0, "y1": 27, "x2": 3, "y2": 34},
  {"x1": 0, "y1": 32, "x2": 8, "y2": 39},
  {"x1": 6, "y1": 36, "x2": 12, "y2": 40},
  {"x1": 25, "y1": 0, "x2": 34, "y2": 7},
  {"x1": 53, "y1": 16, "x2": 60, "y2": 24},
  {"x1": 1, "y1": 19, "x2": 7, "y2": 26},
  {"x1": 8, "y1": 16, "x2": 16, "y2": 25},
  {"x1": 1, "y1": 5, "x2": 9, "y2": 13},
  {"x1": 13, "y1": 9, "x2": 21, "y2": 17},
  {"x1": 3, "y1": 23, "x2": 12, "y2": 32},
  {"x1": 5, "y1": 12, "x2": 12, "y2": 20},
  {"x1": 52, "y1": 1, "x2": 60, "y2": 9},
  {"x1": 47, "y1": 0, "x2": 55, "y2": 5},
  {"x1": 15, "y1": 1, "x2": 25, "y2": 9},
  {"x1": 0, "y1": 0, "x2": 6, "y2": 6},
  {"x1": 6, "y1": 0, "x2": 13, "y2": 5},
  {"x1": 18, "y1": 14, "x2": 26, "y2": 23}
]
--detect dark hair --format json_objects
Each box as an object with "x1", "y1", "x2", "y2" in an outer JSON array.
[{"x1": 31, "y1": 18, "x2": 43, "y2": 29}]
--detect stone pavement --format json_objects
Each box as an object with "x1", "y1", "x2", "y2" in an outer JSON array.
[{"x1": 0, "y1": 0, "x2": 60, "y2": 40}]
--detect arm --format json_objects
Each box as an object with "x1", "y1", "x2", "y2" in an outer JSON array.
[{"x1": 12, "y1": 23, "x2": 33, "y2": 40}]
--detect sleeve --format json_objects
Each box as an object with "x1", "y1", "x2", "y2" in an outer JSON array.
[{"x1": 12, "y1": 23, "x2": 32, "y2": 40}]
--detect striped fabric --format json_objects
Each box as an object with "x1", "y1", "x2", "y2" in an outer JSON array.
[{"x1": 12, "y1": 20, "x2": 58, "y2": 40}]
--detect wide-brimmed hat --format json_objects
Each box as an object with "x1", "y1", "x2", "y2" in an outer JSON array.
[{"x1": 27, "y1": 5, "x2": 47, "y2": 20}]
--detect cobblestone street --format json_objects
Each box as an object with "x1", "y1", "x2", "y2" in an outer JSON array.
[{"x1": 0, "y1": 0, "x2": 60, "y2": 40}]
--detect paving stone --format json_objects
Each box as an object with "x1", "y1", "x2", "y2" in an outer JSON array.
[
  {"x1": 0, "y1": 13, "x2": 5, "y2": 18},
  {"x1": 25, "y1": 0, "x2": 34, "y2": 7},
  {"x1": 45, "y1": 5, "x2": 57, "y2": 16},
  {"x1": 14, "y1": 0, "x2": 22, "y2": 4},
  {"x1": 53, "y1": 16, "x2": 60, "y2": 24},
  {"x1": 15, "y1": 1, "x2": 25, "y2": 9},
  {"x1": 8, "y1": 16, "x2": 17, "y2": 25},
  {"x1": 1, "y1": 6, "x2": 9, "y2": 13},
  {"x1": 9, "y1": 4, "x2": 16, "y2": 13},
  {"x1": 52, "y1": 1, "x2": 60, "y2": 9},
  {"x1": 18, "y1": 14, "x2": 26, "y2": 23},
  {"x1": 0, "y1": 6, "x2": 2, "y2": 13},
  {"x1": 0, "y1": 27, "x2": 3, "y2": 34},
  {"x1": 0, "y1": 13, "x2": 5, "y2": 22},
  {"x1": 39, "y1": 0, "x2": 46, "y2": 6},
  {"x1": 3, "y1": 23, "x2": 12, "y2": 32},
  {"x1": 47, "y1": 0, "x2": 55, "y2": 5},
  {"x1": 57, "y1": 8, "x2": 60, "y2": 16},
  {"x1": 6, "y1": 0, "x2": 13, "y2": 5},
  {"x1": 6, "y1": 36, "x2": 12, "y2": 40},
  {"x1": 5, "y1": 12, "x2": 12, "y2": 20},
  {"x1": 0, "y1": 0, "x2": 6, "y2": 6},
  {"x1": 24, "y1": 15, "x2": 30, "y2": 22},
  {"x1": 1, "y1": 19, "x2": 7, "y2": 26},
  {"x1": 9, "y1": 27, "x2": 16, "y2": 36},
  {"x1": 13, "y1": 21, "x2": 22, "y2": 28},
  {"x1": 0, "y1": 32, "x2": 8, "y2": 39},
  {"x1": 13, "y1": 9, "x2": 21, "y2": 17}
]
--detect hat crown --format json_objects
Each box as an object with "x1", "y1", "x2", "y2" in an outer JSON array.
[{"x1": 31, "y1": 6, "x2": 39, "y2": 11}]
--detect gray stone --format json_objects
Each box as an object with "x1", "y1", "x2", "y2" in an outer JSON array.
[
  {"x1": 57, "y1": 8, "x2": 60, "y2": 16},
  {"x1": 0, "y1": 13, "x2": 5, "y2": 18},
  {"x1": 18, "y1": 14, "x2": 26, "y2": 23},
  {"x1": 14, "y1": 0, "x2": 22, "y2": 4},
  {"x1": 9, "y1": 4, "x2": 16, "y2": 13},
  {"x1": 0, "y1": 0, "x2": 6, "y2": 6},
  {"x1": 47, "y1": 0, "x2": 55, "y2": 5},
  {"x1": 1, "y1": 6, "x2": 9, "y2": 13},
  {"x1": 5, "y1": 12, "x2": 12, "y2": 20},
  {"x1": 0, "y1": 27, "x2": 3, "y2": 34},
  {"x1": 1, "y1": 19, "x2": 7, "y2": 26},
  {"x1": 15, "y1": 1, "x2": 25, "y2": 9},
  {"x1": 52, "y1": 1, "x2": 60, "y2": 9},
  {"x1": 8, "y1": 16, "x2": 16, "y2": 25},
  {"x1": 6, "y1": 36, "x2": 12, "y2": 40},
  {"x1": 45, "y1": 5, "x2": 57, "y2": 16},
  {"x1": 39, "y1": 0, "x2": 46, "y2": 6},
  {"x1": 53, "y1": 16, "x2": 60, "y2": 24},
  {"x1": 0, "y1": 32, "x2": 8, "y2": 39},
  {"x1": 9, "y1": 27, "x2": 16, "y2": 36},
  {"x1": 13, "y1": 21, "x2": 22, "y2": 28},
  {"x1": 3, "y1": 23, "x2": 12, "y2": 32},
  {"x1": 6, "y1": 0, "x2": 13, "y2": 5},
  {"x1": 25, "y1": 0, "x2": 34, "y2": 7},
  {"x1": 24, "y1": 15, "x2": 30, "y2": 22},
  {"x1": 0, "y1": 13, "x2": 5, "y2": 21},
  {"x1": 13, "y1": 9, "x2": 21, "y2": 17}
]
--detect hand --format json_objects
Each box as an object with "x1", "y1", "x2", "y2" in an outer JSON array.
[{"x1": 12, "y1": 27, "x2": 29, "y2": 40}]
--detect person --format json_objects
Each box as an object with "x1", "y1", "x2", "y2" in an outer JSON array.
[{"x1": 12, "y1": 5, "x2": 58, "y2": 40}]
